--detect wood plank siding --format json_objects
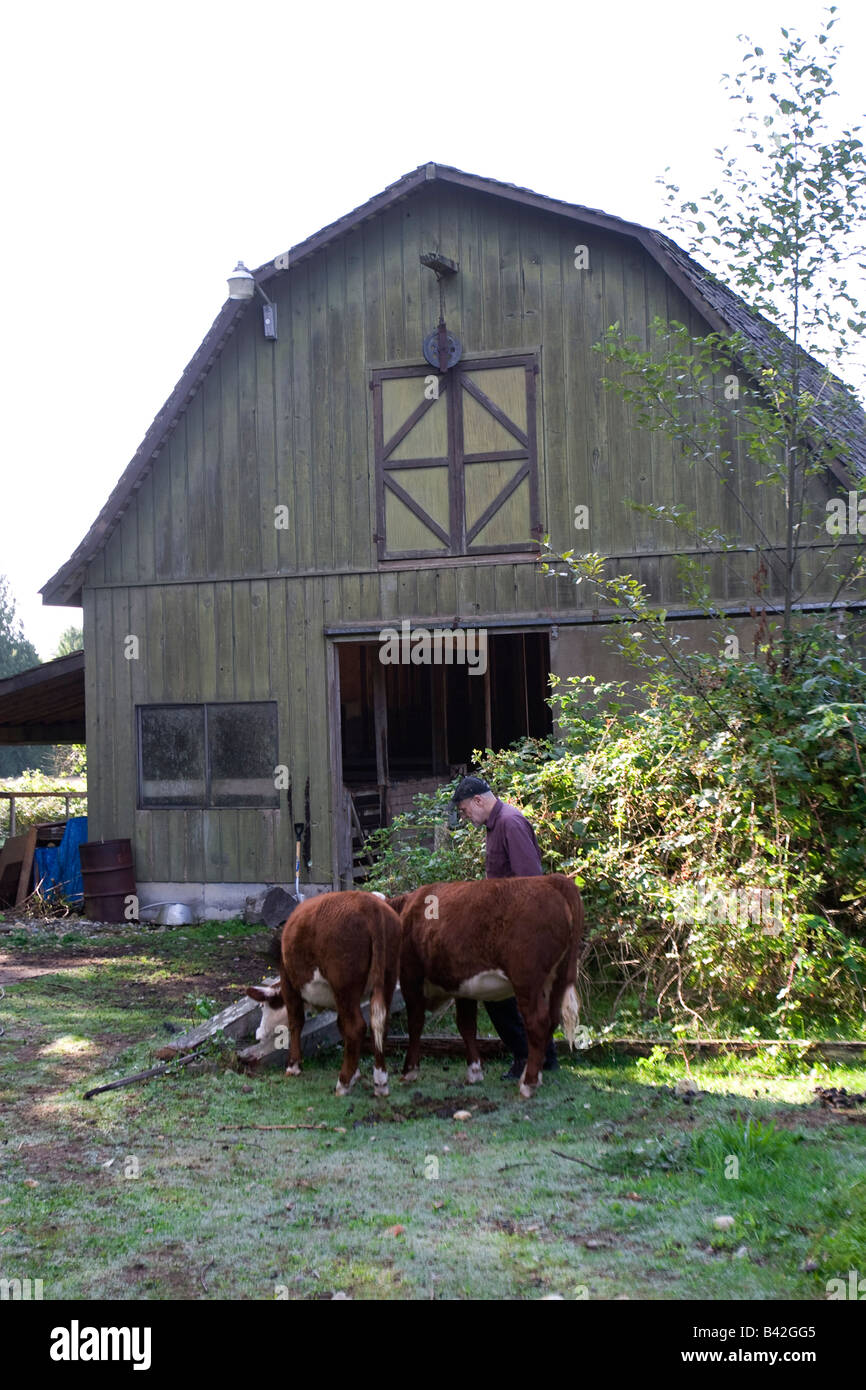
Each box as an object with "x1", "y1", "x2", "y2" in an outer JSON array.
[{"x1": 80, "y1": 182, "x2": 852, "y2": 885}]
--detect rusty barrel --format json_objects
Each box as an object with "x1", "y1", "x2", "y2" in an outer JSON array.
[{"x1": 79, "y1": 839, "x2": 136, "y2": 923}]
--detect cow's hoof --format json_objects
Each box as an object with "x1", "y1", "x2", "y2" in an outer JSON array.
[
  {"x1": 285, "y1": 1063, "x2": 302, "y2": 1076},
  {"x1": 518, "y1": 1065, "x2": 540, "y2": 1099},
  {"x1": 335, "y1": 1068, "x2": 361, "y2": 1096},
  {"x1": 466, "y1": 1061, "x2": 484, "y2": 1084},
  {"x1": 373, "y1": 1067, "x2": 389, "y2": 1098},
  {"x1": 401, "y1": 1068, "x2": 420, "y2": 1083}
]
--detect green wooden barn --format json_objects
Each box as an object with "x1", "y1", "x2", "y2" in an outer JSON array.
[{"x1": 39, "y1": 163, "x2": 866, "y2": 912}]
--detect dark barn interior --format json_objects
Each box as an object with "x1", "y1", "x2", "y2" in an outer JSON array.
[{"x1": 338, "y1": 631, "x2": 552, "y2": 847}]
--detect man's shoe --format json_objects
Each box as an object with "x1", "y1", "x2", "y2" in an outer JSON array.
[{"x1": 502, "y1": 1058, "x2": 527, "y2": 1080}]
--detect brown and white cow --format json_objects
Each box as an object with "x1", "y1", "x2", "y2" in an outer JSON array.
[
  {"x1": 390, "y1": 875, "x2": 583, "y2": 1100},
  {"x1": 247, "y1": 890, "x2": 401, "y2": 1097}
]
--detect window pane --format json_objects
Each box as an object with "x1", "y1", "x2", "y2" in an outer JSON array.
[
  {"x1": 140, "y1": 706, "x2": 205, "y2": 807},
  {"x1": 208, "y1": 704, "x2": 278, "y2": 807}
]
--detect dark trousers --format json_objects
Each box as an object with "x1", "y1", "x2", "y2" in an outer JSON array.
[{"x1": 485, "y1": 995, "x2": 558, "y2": 1067}]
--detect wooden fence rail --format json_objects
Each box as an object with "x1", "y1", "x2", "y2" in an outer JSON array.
[{"x1": 0, "y1": 790, "x2": 88, "y2": 840}]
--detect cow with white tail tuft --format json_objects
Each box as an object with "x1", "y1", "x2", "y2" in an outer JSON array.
[{"x1": 389, "y1": 874, "x2": 584, "y2": 1100}]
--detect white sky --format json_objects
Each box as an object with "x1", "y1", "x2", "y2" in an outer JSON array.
[{"x1": 1, "y1": 0, "x2": 864, "y2": 658}]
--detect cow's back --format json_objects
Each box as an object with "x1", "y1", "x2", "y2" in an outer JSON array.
[
  {"x1": 281, "y1": 891, "x2": 401, "y2": 992},
  {"x1": 398, "y1": 876, "x2": 574, "y2": 990}
]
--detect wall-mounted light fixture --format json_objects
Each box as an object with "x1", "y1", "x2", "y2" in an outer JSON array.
[{"x1": 227, "y1": 261, "x2": 278, "y2": 340}]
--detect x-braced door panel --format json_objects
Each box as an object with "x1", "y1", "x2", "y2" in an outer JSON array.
[{"x1": 373, "y1": 356, "x2": 540, "y2": 560}]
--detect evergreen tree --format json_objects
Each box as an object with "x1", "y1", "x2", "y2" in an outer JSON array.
[
  {"x1": 0, "y1": 575, "x2": 53, "y2": 779},
  {"x1": 0, "y1": 575, "x2": 40, "y2": 678},
  {"x1": 53, "y1": 626, "x2": 84, "y2": 658}
]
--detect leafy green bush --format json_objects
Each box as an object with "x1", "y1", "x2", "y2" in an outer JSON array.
[
  {"x1": 362, "y1": 789, "x2": 483, "y2": 895},
  {"x1": 365, "y1": 621, "x2": 866, "y2": 1037}
]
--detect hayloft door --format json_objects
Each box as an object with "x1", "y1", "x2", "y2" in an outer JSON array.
[{"x1": 373, "y1": 355, "x2": 540, "y2": 560}]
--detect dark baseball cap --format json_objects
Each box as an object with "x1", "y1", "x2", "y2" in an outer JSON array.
[{"x1": 451, "y1": 776, "x2": 492, "y2": 803}]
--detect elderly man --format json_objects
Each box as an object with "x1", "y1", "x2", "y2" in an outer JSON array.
[{"x1": 451, "y1": 775, "x2": 558, "y2": 1077}]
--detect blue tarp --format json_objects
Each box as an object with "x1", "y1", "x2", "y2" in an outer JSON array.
[{"x1": 33, "y1": 816, "x2": 88, "y2": 904}]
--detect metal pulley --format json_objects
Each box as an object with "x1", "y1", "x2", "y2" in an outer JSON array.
[{"x1": 420, "y1": 251, "x2": 462, "y2": 371}]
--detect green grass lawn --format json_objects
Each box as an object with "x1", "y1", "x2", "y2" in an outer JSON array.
[{"x1": 1, "y1": 917, "x2": 865, "y2": 1300}]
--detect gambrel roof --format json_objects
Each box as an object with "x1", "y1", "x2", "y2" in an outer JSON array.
[
  {"x1": 655, "y1": 231, "x2": 866, "y2": 482},
  {"x1": 41, "y1": 161, "x2": 866, "y2": 607}
]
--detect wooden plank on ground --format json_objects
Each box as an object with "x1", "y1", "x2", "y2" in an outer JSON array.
[
  {"x1": 0, "y1": 827, "x2": 37, "y2": 907},
  {"x1": 161, "y1": 985, "x2": 407, "y2": 1064},
  {"x1": 239, "y1": 987, "x2": 407, "y2": 1067},
  {"x1": 160, "y1": 984, "x2": 279, "y2": 1052}
]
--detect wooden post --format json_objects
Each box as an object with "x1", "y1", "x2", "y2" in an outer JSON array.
[
  {"x1": 431, "y1": 664, "x2": 448, "y2": 773},
  {"x1": 9, "y1": 796, "x2": 15, "y2": 839},
  {"x1": 0, "y1": 827, "x2": 37, "y2": 907},
  {"x1": 373, "y1": 658, "x2": 389, "y2": 824},
  {"x1": 484, "y1": 651, "x2": 493, "y2": 749},
  {"x1": 326, "y1": 639, "x2": 347, "y2": 890},
  {"x1": 343, "y1": 787, "x2": 355, "y2": 887}
]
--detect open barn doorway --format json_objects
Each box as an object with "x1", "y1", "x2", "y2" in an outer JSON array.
[{"x1": 336, "y1": 631, "x2": 552, "y2": 880}]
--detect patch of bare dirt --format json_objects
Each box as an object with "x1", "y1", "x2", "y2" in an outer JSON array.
[
  {"x1": 9, "y1": 1041, "x2": 132, "y2": 1090},
  {"x1": 765, "y1": 1104, "x2": 862, "y2": 1131},
  {"x1": 485, "y1": 1216, "x2": 625, "y2": 1250},
  {"x1": 350, "y1": 1092, "x2": 500, "y2": 1125},
  {"x1": 9, "y1": 1138, "x2": 106, "y2": 1185},
  {"x1": 0, "y1": 944, "x2": 271, "y2": 1011},
  {"x1": 0, "y1": 963, "x2": 71, "y2": 984},
  {"x1": 117, "y1": 1241, "x2": 209, "y2": 1299}
]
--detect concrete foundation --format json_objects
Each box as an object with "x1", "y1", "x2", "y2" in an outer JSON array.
[{"x1": 136, "y1": 882, "x2": 332, "y2": 923}]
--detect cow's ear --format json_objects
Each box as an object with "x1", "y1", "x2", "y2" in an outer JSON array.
[
  {"x1": 388, "y1": 893, "x2": 407, "y2": 915},
  {"x1": 247, "y1": 985, "x2": 280, "y2": 1003}
]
